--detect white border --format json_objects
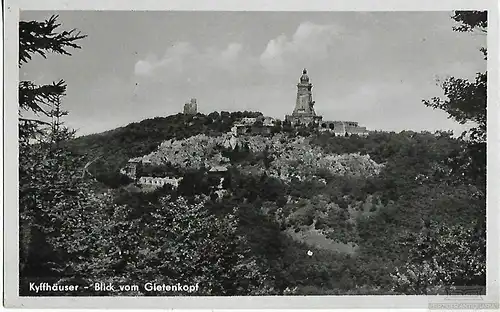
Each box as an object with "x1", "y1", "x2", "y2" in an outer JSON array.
[{"x1": 3, "y1": 0, "x2": 500, "y2": 309}]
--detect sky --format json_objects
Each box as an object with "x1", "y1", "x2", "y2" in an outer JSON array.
[{"x1": 20, "y1": 11, "x2": 487, "y2": 136}]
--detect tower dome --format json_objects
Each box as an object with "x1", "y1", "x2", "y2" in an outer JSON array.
[{"x1": 300, "y1": 68, "x2": 310, "y2": 83}]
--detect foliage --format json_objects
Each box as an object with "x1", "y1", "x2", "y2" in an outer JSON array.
[
  {"x1": 423, "y1": 10, "x2": 486, "y2": 187},
  {"x1": 424, "y1": 73, "x2": 486, "y2": 142},
  {"x1": 452, "y1": 11, "x2": 487, "y2": 34},
  {"x1": 96, "y1": 195, "x2": 273, "y2": 295},
  {"x1": 19, "y1": 15, "x2": 86, "y2": 66},
  {"x1": 389, "y1": 11, "x2": 488, "y2": 294},
  {"x1": 19, "y1": 14, "x2": 89, "y2": 282},
  {"x1": 19, "y1": 132, "x2": 91, "y2": 278},
  {"x1": 391, "y1": 221, "x2": 486, "y2": 294},
  {"x1": 19, "y1": 15, "x2": 87, "y2": 142}
]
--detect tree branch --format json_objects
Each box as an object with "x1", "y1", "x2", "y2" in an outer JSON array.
[
  {"x1": 19, "y1": 15, "x2": 87, "y2": 67},
  {"x1": 19, "y1": 117, "x2": 51, "y2": 125}
]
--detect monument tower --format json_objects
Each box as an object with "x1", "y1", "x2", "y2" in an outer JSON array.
[
  {"x1": 285, "y1": 68, "x2": 323, "y2": 125},
  {"x1": 294, "y1": 68, "x2": 315, "y2": 115}
]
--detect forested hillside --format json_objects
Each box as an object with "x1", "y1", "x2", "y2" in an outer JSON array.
[
  {"x1": 66, "y1": 111, "x2": 262, "y2": 186},
  {"x1": 60, "y1": 119, "x2": 486, "y2": 295},
  {"x1": 18, "y1": 12, "x2": 487, "y2": 297}
]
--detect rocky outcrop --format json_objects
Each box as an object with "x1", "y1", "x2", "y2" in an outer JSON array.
[{"x1": 126, "y1": 133, "x2": 384, "y2": 182}]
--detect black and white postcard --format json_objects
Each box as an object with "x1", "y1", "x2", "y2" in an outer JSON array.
[{"x1": 3, "y1": 0, "x2": 499, "y2": 309}]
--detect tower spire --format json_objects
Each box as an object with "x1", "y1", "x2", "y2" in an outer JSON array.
[{"x1": 300, "y1": 68, "x2": 310, "y2": 83}]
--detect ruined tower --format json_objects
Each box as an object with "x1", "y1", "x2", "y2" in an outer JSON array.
[{"x1": 183, "y1": 98, "x2": 198, "y2": 115}]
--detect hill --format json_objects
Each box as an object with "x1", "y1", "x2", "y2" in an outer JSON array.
[
  {"x1": 67, "y1": 111, "x2": 263, "y2": 186},
  {"x1": 59, "y1": 111, "x2": 485, "y2": 295}
]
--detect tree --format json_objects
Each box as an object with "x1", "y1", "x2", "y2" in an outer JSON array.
[
  {"x1": 423, "y1": 11, "x2": 487, "y2": 134},
  {"x1": 207, "y1": 111, "x2": 220, "y2": 121},
  {"x1": 282, "y1": 120, "x2": 293, "y2": 133},
  {"x1": 423, "y1": 10, "x2": 486, "y2": 187},
  {"x1": 452, "y1": 11, "x2": 487, "y2": 35},
  {"x1": 19, "y1": 99, "x2": 94, "y2": 282},
  {"x1": 424, "y1": 74, "x2": 486, "y2": 142},
  {"x1": 307, "y1": 121, "x2": 318, "y2": 134},
  {"x1": 391, "y1": 221, "x2": 485, "y2": 294},
  {"x1": 271, "y1": 122, "x2": 282, "y2": 134},
  {"x1": 19, "y1": 15, "x2": 86, "y2": 142},
  {"x1": 262, "y1": 145, "x2": 273, "y2": 170},
  {"x1": 253, "y1": 120, "x2": 264, "y2": 127},
  {"x1": 151, "y1": 196, "x2": 273, "y2": 295},
  {"x1": 46, "y1": 195, "x2": 275, "y2": 296},
  {"x1": 18, "y1": 14, "x2": 88, "y2": 284}
]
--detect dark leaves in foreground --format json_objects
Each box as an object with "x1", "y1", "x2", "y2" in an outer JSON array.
[{"x1": 19, "y1": 15, "x2": 87, "y2": 67}]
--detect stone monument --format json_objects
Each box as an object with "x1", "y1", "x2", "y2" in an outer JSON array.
[
  {"x1": 285, "y1": 69, "x2": 323, "y2": 125},
  {"x1": 283, "y1": 68, "x2": 369, "y2": 136}
]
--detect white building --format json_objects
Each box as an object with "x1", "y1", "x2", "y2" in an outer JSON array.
[
  {"x1": 241, "y1": 117, "x2": 257, "y2": 124},
  {"x1": 138, "y1": 176, "x2": 183, "y2": 188}
]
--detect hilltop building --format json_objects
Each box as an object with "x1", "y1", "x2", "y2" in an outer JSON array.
[
  {"x1": 138, "y1": 176, "x2": 182, "y2": 189},
  {"x1": 285, "y1": 69, "x2": 322, "y2": 126},
  {"x1": 183, "y1": 98, "x2": 198, "y2": 115},
  {"x1": 318, "y1": 120, "x2": 368, "y2": 136},
  {"x1": 285, "y1": 69, "x2": 369, "y2": 136},
  {"x1": 232, "y1": 115, "x2": 276, "y2": 135},
  {"x1": 120, "y1": 158, "x2": 182, "y2": 189},
  {"x1": 120, "y1": 158, "x2": 142, "y2": 180}
]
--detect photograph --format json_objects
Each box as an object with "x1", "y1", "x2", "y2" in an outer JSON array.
[{"x1": 3, "y1": 2, "x2": 499, "y2": 309}]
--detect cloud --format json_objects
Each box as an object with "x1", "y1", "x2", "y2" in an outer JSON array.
[
  {"x1": 220, "y1": 43, "x2": 243, "y2": 61},
  {"x1": 259, "y1": 22, "x2": 342, "y2": 71},
  {"x1": 130, "y1": 22, "x2": 346, "y2": 120},
  {"x1": 131, "y1": 41, "x2": 262, "y2": 114},
  {"x1": 134, "y1": 22, "x2": 344, "y2": 78},
  {"x1": 134, "y1": 60, "x2": 154, "y2": 76},
  {"x1": 133, "y1": 22, "x2": 344, "y2": 84},
  {"x1": 134, "y1": 41, "x2": 249, "y2": 78},
  {"x1": 134, "y1": 42, "x2": 195, "y2": 76}
]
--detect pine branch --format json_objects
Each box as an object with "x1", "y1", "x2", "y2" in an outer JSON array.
[
  {"x1": 19, "y1": 117, "x2": 51, "y2": 125},
  {"x1": 19, "y1": 15, "x2": 87, "y2": 67},
  {"x1": 19, "y1": 80, "x2": 67, "y2": 116},
  {"x1": 452, "y1": 11, "x2": 487, "y2": 33}
]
